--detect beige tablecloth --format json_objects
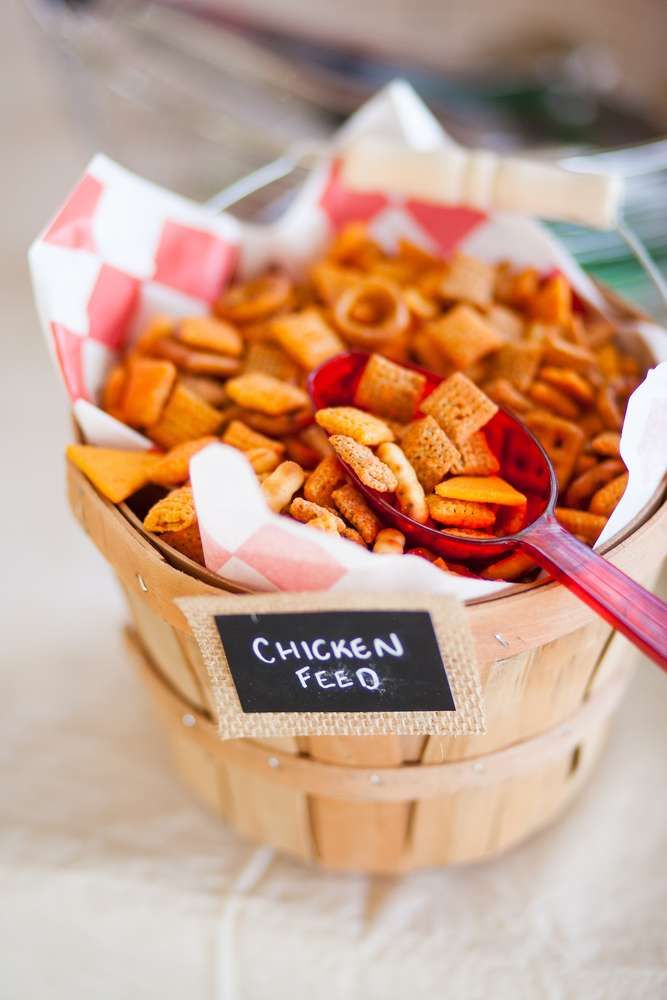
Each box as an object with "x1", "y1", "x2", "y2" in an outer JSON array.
[{"x1": 2, "y1": 3, "x2": 666, "y2": 997}]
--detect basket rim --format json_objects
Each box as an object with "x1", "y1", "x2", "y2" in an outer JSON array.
[{"x1": 67, "y1": 459, "x2": 667, "y2": 661}]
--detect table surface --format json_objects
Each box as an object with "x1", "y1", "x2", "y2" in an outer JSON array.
[{"x1": 2, "y1": 3, "x2": 666, "y2": 997}]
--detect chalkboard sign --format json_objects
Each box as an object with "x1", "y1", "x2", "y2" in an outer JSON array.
[{"x1": 214, "y1": 610, "x2": 455, "y2": 714}]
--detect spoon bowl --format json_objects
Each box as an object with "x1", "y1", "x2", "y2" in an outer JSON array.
[{"x1": 308, "y1": 351, "x2": 667, "y2": 669}]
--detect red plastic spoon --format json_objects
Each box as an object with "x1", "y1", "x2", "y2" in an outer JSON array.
[{"x1": 309, "y1": 351, "x2": 667, "y2": 670}]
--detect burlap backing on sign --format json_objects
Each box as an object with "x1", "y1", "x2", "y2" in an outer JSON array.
[{"x1": 177, "y1": 591, "x2": 486, "y2": 738}]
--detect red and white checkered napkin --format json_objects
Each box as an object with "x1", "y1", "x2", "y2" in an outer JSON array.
[
  {"x1": 189, "y1": 445, "x2": 503, "y2": 598},
  {"x1": 30, "y1": 81, "x2": 667, "y2": 596}
]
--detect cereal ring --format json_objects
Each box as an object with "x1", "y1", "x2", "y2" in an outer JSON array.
[{"x1": 332, "y1": 277, "x2": 410, "y2": 347}]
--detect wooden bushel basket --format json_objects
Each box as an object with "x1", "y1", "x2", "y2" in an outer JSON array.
[{"x1": 66, "y1": 457, "x2": 666, "y2": 873}]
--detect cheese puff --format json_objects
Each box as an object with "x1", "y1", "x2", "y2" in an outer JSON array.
[
  {"x1": 260, "y1": 461, "x2": 306, "y2": 513},
  {"x1": 376, "y1": 442, "x2": 428, "y2": 524}
]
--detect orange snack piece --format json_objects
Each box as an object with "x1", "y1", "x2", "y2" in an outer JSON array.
[
  {"x1": 225, "y1": 372, "x2": 309, "y2": 416},
  {"x1": 524, "y1": 411, "x2": 584, "y2": 489},
  {"x1": 426, "y1": 495, "x2": 496, "y2": 529},
  {"x1": 332, "y1": 277, "x2": 410, "y2": 347},
  {"x1": 243, "y1": 340, "x2": 300, "y2": 383},
  {"x1": 489, "y1": 340, "x2": 542, "y2": 392},
  {"x1": 290, "y1": 497, "x2": 345, "y2": 531},
  {"x1": 528, "y1": 381, "x2": 580, "y2": 420},
  {"x1": 222, "y1": 419, "x2": 285, "y2": 456},
  {"x1": 178, "y1": 374, "x2": 229, "y2": 409},
  {"x1": 596, "y1": 384, "x2": 623, "y2": 432},
  {"x1": 589, "y1": 472, "x2": 629, "y2": 517},
  {"x1": 241, "y1": 406, "x2": 313, "y2": 438},
  {"x1": 310, "y1": 261, "x2": 361, "y2": 305},
  {"x1": 160, "y1": 522, "x2": 205, "y2": 565},
  {"x1": 555, "y1": 507, "x2": 607, "y2": 544},
  {"x1": 316, "y1": 406, "x2": 394, "y2": 446},
  {"x1": 132, "y1": 314, "x2": 174, "y2": 355},
  {"x1": 426, "y1": 304, "x2": 505, "y2": 370},
  {"x1": 543, "y1": 332, "x2": 595, "y2": 373},
  {"x1": 67, "y1": 445, "x2": 161, "y2": 504},
  {"x1": 434, "y1": 475, "x2": 526, "y2": 506},
  {"x1": 530, "y1": 274, "x2": 572, "y2": 326},
  {"x1": 483, "y1": 377, "x2": 532, "y2": 414},
  {"x1": 121, "y1": 357, "x2": 177, "y2": 428},
  {"x1": 304, "y1": 455, "x2": 346, "y2": 507},
  {"x1": 539, "y1": 366, "x2": 595, "y2": 406},
  {"x1": 354, "y1": 353, "x2": 426, "y2": 423},
  {"x1": 101, "y1": 364, "x2": 127, "y2": 421},
  {"x1": 150, "y1": 436, "x2": 217, "y2": 487},
  {"x1": 485, "y1": 303, "x2": 524, "y2": 340},
  {"x1": 433, "y1": 252, "x2": 496, "y2": 308},
  {"x1": 590, "y1": 430, "x2": 621, "y2": 457},
  {"x1": 215, "y1": 272, "x2": 293, "y2": 323},
  {"x1": 272, "y1": 308, "x2": 345, "y2": 370},
  {"x1": 152, "y1": 336, "x2": 242, "y2": 378},
  {"x1": 244, "y1": 448, "x2": 282, "y2": 475},
  {"x1": 177, "y1": 315, "x2": 243, "y2": 357},
  {"x1": 148, "y1": 382, "x2": 223, "y2": 449},
  {"x1": 331, "y1": 483, "x2": 382, "y2": 543},
  {"x1": 144, "y1": 486, "x2": 197, "y2": 534},
  {"x1": 481, "y1": 552, "x2": 538, "y2": 581},
  {"x1": 421, "y1": 372, "x2": 498, "y2": 446},
  {"x1": 401, "y1": 416, "x2": 460, "y2": 493},
  {"x1": 329, "y1": 435, "x2": 398, "y2": 493},
  {"x1": 450, "y1": 431, "x2": 500, "y2": 476},
  {"x1": 564, "y1": 459, "x2": 625, "y2": 508}
]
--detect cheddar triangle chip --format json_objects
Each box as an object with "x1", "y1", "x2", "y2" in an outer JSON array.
[{"x1": 67, "y1": 445, "x2": 160, "y2": 504}]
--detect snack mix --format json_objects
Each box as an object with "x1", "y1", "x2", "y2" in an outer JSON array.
[{"x1": 67, "y1": 223, "x2": 643, "y2": 583}]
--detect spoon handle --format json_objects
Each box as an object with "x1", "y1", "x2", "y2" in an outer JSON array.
[{"x1": 519, "y1": 515, "x2": 667, "y2": 670}]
